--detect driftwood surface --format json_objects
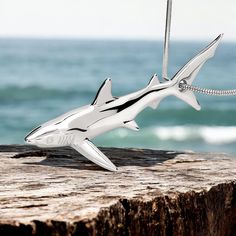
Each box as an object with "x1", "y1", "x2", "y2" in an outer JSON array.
[{"x1": 0, "y1": 145, "x2": 235, "y2": 236}]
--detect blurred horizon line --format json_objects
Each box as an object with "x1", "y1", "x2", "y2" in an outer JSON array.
[{"x1": 0, "y1": 35, "x2": 235, "y2": 43}]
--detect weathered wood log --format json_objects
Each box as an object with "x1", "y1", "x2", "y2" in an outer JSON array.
[{"x1": 0, "y1": 145, "x2": 235, "y2": 236}]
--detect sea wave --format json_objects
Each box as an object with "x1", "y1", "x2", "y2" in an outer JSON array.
[
  {"x1": 155, "y1": 126, "x2": 236, "y2": 144},
  {"x1": 109, "y1": 126, "x2": 236, "y2": 145}
]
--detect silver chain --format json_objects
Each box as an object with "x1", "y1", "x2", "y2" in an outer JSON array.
[{"x1": 179, "y1": 80, "x2": 236, "y2": 96}]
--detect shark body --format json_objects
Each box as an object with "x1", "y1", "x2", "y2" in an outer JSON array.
[{"x1": 25, "y1": 34, "x2": 223, "y2": 171}]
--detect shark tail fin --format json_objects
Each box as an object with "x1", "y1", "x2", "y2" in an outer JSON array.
[{"x1": 171, "y1": 34, "x2": 223, "y2": 111}]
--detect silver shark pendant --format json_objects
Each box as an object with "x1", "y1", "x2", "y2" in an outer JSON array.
[{"x1": 25, "y1": 34, "x2": 223, "y2": 171}]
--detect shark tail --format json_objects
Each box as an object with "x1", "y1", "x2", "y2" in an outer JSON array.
[
  {"x1": 172, "y1": 84, "x2": 201, "y2": 111},
  {"x1": 170, "y1": 34, "x2": 223, "y2": 111},
  {"x1": 172, "y1": 66, "x2": 202, "y2": 111},
  {"x1": 146, "y1": 73, "x2": 201, "y2": 110}
]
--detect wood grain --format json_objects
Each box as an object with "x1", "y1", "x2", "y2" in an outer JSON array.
[{"x1": 0, "y1": 145, "x2": 235, "y2": 236}]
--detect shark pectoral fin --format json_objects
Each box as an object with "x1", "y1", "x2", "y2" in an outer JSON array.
[
  {"x1": 71, "y1": 139, "x2": 117, "y2": 172},
  {"x1": 149, "y1": 100, "x2": 161, "y2": 109},
  {"x1": 123, "y1": 120, "x2": 139, "y2": 131},
  {"x1": 92, "y1": 78, "x2": 114, "y2": 106}
]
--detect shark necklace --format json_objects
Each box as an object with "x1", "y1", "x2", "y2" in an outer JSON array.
[{"x1": 25, "y1": 0, "x2": 236, "y2": 171}]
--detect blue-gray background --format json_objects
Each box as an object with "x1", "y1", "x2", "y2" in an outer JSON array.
[{"x1": 0, "y1": 38, "x2": 236, "y2": 153}]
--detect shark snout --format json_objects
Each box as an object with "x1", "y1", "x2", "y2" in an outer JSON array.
[
  {"x1": 24, "y1": 136, "x2": 30, "y2": 142},
  {"x1": 24, "y1": 134, "x2": 36, "y2": 144},
  {"x1": 24, "y1": 126, "x2": 42, "y2": 144},
  {"x1": 24, "y1": 135, "x2": 34, "y2": 143},
  {"x1": 25, "y1": 125, "x2": 63, "y2": 148}
]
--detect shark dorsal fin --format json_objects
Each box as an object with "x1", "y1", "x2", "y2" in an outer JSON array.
[
  {"x1": 148, "y1": 74, "x2": 160, "y2": 88},
  {"x1": 92, "y1": 78, "x2": 113, "y2": 105}
]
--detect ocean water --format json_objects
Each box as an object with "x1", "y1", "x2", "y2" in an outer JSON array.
[{"x1": 0, "y1": 38, "x2": 236, "y2": 154}]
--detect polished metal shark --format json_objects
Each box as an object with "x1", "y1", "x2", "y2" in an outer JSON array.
[{"x1": 25, "y1": 34, "x2": 223, "y2": 171}]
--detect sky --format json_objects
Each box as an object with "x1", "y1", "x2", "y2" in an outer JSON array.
[{"x1": 0, "y1": 0, "x2": 236, "y2": 41}]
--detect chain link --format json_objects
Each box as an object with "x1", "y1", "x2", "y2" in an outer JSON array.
[{"x1": 179, "y1": 80, "x2": 236, "y2": 96}]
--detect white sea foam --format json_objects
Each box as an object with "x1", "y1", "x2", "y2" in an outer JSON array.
[{"x1": 154, "y1": 126, "x2": 236, "y2": 144}]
